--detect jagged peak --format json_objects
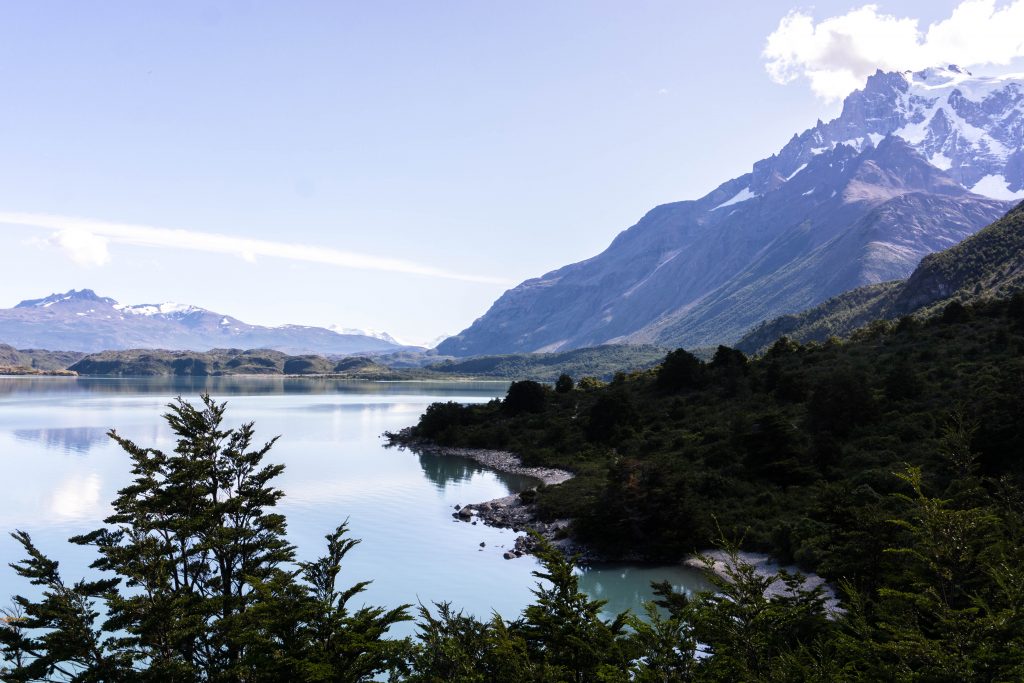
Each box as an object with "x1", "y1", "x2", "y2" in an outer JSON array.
[{"x1": 15, "y1": 288, "x2": 116, "y2": 308}]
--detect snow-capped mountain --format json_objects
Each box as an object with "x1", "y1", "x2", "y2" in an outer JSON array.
[
  {"x1": 754, "y1": 66, "x2": 1023, "y2": 200},
  {"x1": 328, "y1": 325, "x2": 402, "y2": 346},
  {"x1": 1, "y1": 289, "x2": 405, "y2": 354},
  {"x1": 438, "y1": 67, "x2": 1022, "y2": 356}
]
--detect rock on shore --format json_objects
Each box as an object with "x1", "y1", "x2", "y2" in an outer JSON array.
[{"x1": 387, "y1": 429, "x2": 578, "y2": 559}]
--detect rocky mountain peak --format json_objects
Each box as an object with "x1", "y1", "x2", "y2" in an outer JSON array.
[
  {"x1": 15, "y1": 288, "x2": 116, "y2": 309},
  {"x1": 750, "y1": 67, "x2": 1024, "y2": 199}
]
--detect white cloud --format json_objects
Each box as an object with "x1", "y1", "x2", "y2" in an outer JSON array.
[
  {"x1": 49, "y1": 228, "x2": 111, "y2": 267},
  {"x1": 1, "y1": 212, "x2": 511, "y2": 285},
  {"x1": 764, "y1": 0, "x2": 1024, "y2": 100}
]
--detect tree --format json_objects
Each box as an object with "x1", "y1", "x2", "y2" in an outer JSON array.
[
  {"x1": 503, "y1": 381, "x2": 547, "y2": 415},
  {"x1": 520, "y1": 536, "x2": 631, "y2": 682},
  {"x1": 856, "y1": 467, "x2": 1024, "y2": 681},
  {"x1": 656, "y1": 349, "x2": 707, "y2": 392},
  {"x1": 415, "y1": 401, "x2": 470, "y2": 439},
  {"x1": 554, "y1": 374, "x2": 574, "y2": 393},
  {"x1": 586, "y1": 390, "x2": 640, "y2": 444},
  {"x1": 941, "y1": 300, "x2": 970, "y2": 324},
  {"x1": 806, "y1": 368, "x2": 875, "y2": 436},
  {"x1": 1, "y1": 395, "x2": 409, "y2": 682},
  {"x1": 681, "y1": 547, "x2": 835, "y2": 682}
]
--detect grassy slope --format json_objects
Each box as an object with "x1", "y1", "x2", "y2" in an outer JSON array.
[{"x1": 738, "y1": 201, "x2": 1024, "y2": 353}]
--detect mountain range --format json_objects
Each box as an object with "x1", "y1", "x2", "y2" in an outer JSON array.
[
  {"x1": 438, "y1": 66, "x2": 1024, "y2": 357},
  {"x1": 0, "y1": 289, "x2": 408, "y2": 355}
]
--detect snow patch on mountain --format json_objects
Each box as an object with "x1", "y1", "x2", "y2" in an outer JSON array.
[
  {"x1": 713, "y1": 186, "x2": 757, "y2": 210},
  {"x1": 970, "y1": 175, "x2": 1024, "y2": 201},
  {"x1": 753, "y1": 66, "x2": 1024, "y2": 200},
  {"x1": 785, "y1": 163, "x2": 808, "y2": 180},
  {"x1": 114, "y1": 302, "x2": 204, "y2": 317},
  {"x1": 328, "y1": 325, "x2": 401, "y2": 346}
]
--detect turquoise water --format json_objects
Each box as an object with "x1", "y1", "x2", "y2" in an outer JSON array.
[{"x1": 0, "y1": 377, "x2": 709, "y2": 637}]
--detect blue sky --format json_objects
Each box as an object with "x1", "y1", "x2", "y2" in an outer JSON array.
[{"x1": 2, "y1": 1, "x2": 1022, "y2": 345}]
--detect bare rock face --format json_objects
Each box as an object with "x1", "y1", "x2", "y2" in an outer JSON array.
[{"x1": 438, "y1": 67, "x2": 1022, "y2": 357}]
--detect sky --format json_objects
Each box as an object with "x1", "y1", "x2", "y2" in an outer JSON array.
[{"x1": 2, "y1": 1, "x2": 1023, "y2": 346}]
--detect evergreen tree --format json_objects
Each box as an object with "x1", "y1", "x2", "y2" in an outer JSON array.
[
  {"x1": 520, "y1": 537, "x2": 631, "y2": 682},
  {"x1": 1, "y1": 395, "x2": 409, "y2": 682}
]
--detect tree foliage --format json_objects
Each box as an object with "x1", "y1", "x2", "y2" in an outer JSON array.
[{"x1": 1, "y1": 396, "x2": 409, "y2": 682}]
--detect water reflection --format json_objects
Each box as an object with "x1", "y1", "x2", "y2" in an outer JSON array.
[
  {"x1": 414, "y1": 448, "x2": 537, "y2": 492},
  {"x1": 0, "y1": 376, "x2": 509, "y2": 398},
  {"x1": 14, "y1": 427, "x2": 111, "y2": 454},
  {"x1": 49, "y1": 472, "x2": 105, "y2": 521},
  {"x1": 577, "y1": 563, "x2": 713, "y2": 617}
]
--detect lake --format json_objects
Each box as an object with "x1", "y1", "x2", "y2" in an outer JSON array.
[{"x1": 0, "y1": 376, "x2": 709, "y2": 637}]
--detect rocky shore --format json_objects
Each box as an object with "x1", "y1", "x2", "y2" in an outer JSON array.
[
  {"x1": 385, "y1": 429, "x2": 580, "y2": 560},
  {"x1": 684, "y1": 550, "x2": 842, "y2": 615},
  {"x1": 387, "y1": 430, "x2": 839, "y2": 604}
]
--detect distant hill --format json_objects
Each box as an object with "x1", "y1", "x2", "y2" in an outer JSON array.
[
  {"x1": 426, "y1": 344, "x2": 667, "y2": 382},
  {"x1": 0, "y1": 344, "x2": 84, "y2": 372},
  {"x1": 738, "y1": 200, "x2": 1024, "y2": 352},
  {"x1": 69, "y1": 348, "x2": 332, "y2": 377},
  {"x1": 61, "y1": 343, "x2": 667, "y2": 381},
  {"x1": 0, "y1": 289, "x2": 408, "y2": 355}
]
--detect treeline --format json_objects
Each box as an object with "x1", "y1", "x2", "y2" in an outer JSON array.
[{"x1": 401, "y1": 295, "x2": 1024, "y2": 679}]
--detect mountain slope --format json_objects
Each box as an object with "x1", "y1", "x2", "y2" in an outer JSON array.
[
  {"x1": 737, "y1": 200, "x2": 1024, "y2": 351},
  {"x1": 0, "y1": 289, "x2": 407, "y2": 355},
  {"x1": 439, "y1": 67, "x2": 1023, "y2": 357}
]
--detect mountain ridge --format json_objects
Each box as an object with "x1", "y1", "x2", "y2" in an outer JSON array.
[
  {"x1": 0, "y1": 289, "x2": 410, "y2": 355},
  {"x1": 439, "y1": 66, "x2": 1023, "y2": 357}
]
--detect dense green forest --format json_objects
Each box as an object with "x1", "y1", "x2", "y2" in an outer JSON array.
[
  {"x1": 408, "y1": 296, "x2": 1024, "y2": 572},
  {"x1": 396, "y1": 294, "x2": 1024, "y2": 679}
]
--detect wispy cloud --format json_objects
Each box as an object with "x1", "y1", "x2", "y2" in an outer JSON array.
[
  {"x1": 3, "y1": 211, "x2": 511, "y2": 285},
  {"x1": 48, "y1": 228, "x2": 112, "y2": 267},
  {"x1": 764, "y1": 0, "x2": 1024, "y2": 100}
]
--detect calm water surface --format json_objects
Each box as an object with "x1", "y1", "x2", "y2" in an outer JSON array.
[{"x1": 0, "y1": 377, "x2": 708, "y2": 636}]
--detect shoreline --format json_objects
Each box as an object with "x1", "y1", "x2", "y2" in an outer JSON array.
[
  {"x1": 388, "y1": 430, "x2": 841, "y2": 607},
  {"x1": 385, "y1": 429, "x2": 581, "y2": 559}
]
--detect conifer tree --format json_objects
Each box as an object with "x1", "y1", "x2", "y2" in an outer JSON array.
[{"x1": 1, "y1": 395, "x2": 408, "y2": 682}]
